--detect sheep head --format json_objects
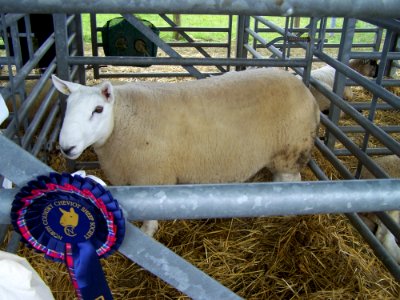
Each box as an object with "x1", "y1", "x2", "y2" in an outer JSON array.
[{"x1": 52, "y1": 75, "x2": 115, "y2": 160}]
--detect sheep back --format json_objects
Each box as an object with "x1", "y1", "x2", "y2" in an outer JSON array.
[
  {"x1": 308, "y1": 66, "x2": 353, "y2": 111},
  {"x1": 360, "y1": 155, "x2": 400, "y2": 179},
  {"x1": 94, "y1": 68, "x2": 320, "y2": 185}
]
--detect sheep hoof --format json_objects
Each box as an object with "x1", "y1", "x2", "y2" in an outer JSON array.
[
  {"x1": 381, "y1": 234, "x2": 400, "y2": 264},
  {"x1": 140, "y1": 220, "x2": 158, "y2": 237},
  {"x1": 273, "y1": 172, "x2": 301, "y2": 182}
]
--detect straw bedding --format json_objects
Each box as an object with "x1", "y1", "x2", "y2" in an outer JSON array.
[{"x1": 2, "y1": 48, "x2": 400, "y2": 299}]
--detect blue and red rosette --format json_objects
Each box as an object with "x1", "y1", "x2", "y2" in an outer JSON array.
[{"x1": 10, "y1": 172, "x2": 125, "y2": 300}]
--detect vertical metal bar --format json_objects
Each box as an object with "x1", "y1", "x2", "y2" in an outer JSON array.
[
  {"x1": 252, "y1": 16, "x2": 258, "y2": 54},
  {"x1": 303, "y1": 17, "x2": 317, "y2": 87},
  {"x1": 317, "y1": 17, "x2": 327, "y2": 52},
  {"x1": 72, "y1": 14, "x2": 86, "y2": 84},
  {"x1": 23, "y1": 15, "x2": 34, "y2": 61},
  {"x1": 53, "y1": 14, "x2": 71, "y2": 81},
  {"x1": 282, "y1": 17, "x2": 290, "y2": 60},
  {"x1": 53, "y1": 13, "x2": 75, "y2": 171},
  {"x1": 287, "y1": 17, "x2": 294, "y2": 59},
  {"x1": 325, "y1": 18, "x2": 356, "y2": 150},
  {"x1": 90, "y1": 13, "x2": 100, "y2": 79},
  {"x1": 235, "y1": 15, "x2": 249, "y2": 71},
  {"x1": 227, "y1": 14, "x2": 232, "y2": 71},
  {"x1": 374, "y1": 27, "x2": 384, "y2": 52},
  {"x1": 4, "y1": 14, "x2": 26, "y2": 143},
  {"x1": 389, "y1": 33, "x2": 399, "y2": 78},
  {"x1": 9, "y1": 20, "x2": 23, "y2": 72}
]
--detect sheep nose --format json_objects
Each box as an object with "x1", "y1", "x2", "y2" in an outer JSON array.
[{"x1": 61, "y1": 146, "x2": 76, "y2": 156}]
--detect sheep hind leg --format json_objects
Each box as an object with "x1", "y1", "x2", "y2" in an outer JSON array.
[
  {"x1": 273, "y1": 172, "x2": 301, "y2": 182},
  {"x1": 141, "y1": 220, "x2": 158, "y2": 237}
]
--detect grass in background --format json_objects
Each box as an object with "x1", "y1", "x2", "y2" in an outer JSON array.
[
  {"x1": 0, "y1": 15, "x2": 381, "y2": 52},
  {"x1": 81, "y1": 14, "x2": 380, "y2": 48}
]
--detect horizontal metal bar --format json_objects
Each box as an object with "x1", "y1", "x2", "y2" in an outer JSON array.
[
  {"x1": 334, "y1": 148, "x2": 396, "y2": 156},
  {"x1": 0, "y1": 134, "x2": 53, "y2": 186},
  {"x1": 259, "y1": 43, "x2": 378, "y2": 49},
  {"x1": 95, "y1": 26, "x2": 230, "y2": 34},
  {"x1": 2, "y1": 0, "x2": 400, "y2": 17},
  {"x1": 361, "y1": 18, "x2": 400, "y2": 33},
  {"x1": 167, "y1": 42, "x2": 228, "y2": 48},
  {"x1": 1, "y1": 180, "x2": 400, "y2": 224},
  {"x1": 157, "y1": 26, "x2": 230, "y2": 33},
  {"x1": 350, "y1": 51, "x2": 400, "y2": 60},
  {"x1": 74, "y1": 161, "x2": 101, "y2": 169},
  {"x1": 339, "y1": 125, "x2": 400, "y2": 133},
  {"x1": 69, "y1": 56, "x2": 308, "y2": 67},
  {"x1": 256, "y1": 27, "x2": 380, "y2": 34},
  {"x1": 346, "y1": 79, "x2": 400, "y2": 88},
  {"x1": 95, "y1": 72, "x2": 219, "y2": 78}
]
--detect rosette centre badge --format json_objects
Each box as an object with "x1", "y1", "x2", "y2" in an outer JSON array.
[{"x1": 43, "y1": 201, "x2": 97, "y2": 242}]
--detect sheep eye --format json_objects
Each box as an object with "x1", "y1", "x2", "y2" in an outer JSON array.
[{"x1": 92, "y1": 106, "x2": 103, "y2": 114}]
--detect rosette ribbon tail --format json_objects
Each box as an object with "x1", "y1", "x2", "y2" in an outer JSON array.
[{"x1": 66, "y1": 242, "x2": 113, "y2": 300}]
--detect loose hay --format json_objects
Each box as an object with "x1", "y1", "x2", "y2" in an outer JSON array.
[{"x1": 2, "y1": 47, "x2": 400, "y2": 299}]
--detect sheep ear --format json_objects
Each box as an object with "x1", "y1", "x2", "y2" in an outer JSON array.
[
  {"x1": 100, "y1": 81, "x2": 115, "y2": 103},
  {"x1": 51, "y1": 74, "x2": 81, "y2": 95}
]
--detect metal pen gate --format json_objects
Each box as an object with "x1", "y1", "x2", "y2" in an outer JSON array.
[{"x1": 1, "y1": 0, "x2": 400, "y2": 298}]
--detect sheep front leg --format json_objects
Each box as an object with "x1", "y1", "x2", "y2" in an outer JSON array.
[
  {"x1": 273, "y1": 172, "x2": 301, "y2": 182},
  {"x1": 375, "y1": 211, "x2": 400, "y2": 264},
  {"x1": 141, "y1": 220, "x2": 158, "y2": 237}
]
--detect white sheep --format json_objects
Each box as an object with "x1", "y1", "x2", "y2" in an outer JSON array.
[
  {"x1": 52, "y1": 68, "x2": 320, "y2": 236},
  {"x1": 306, "y1": 59, "x2": 378, "y2": 112},
  {"x1": 360, "y1": 155, "x2": 400, "y2": 264},
  {"x1": 3, "y1": 79, "x2": 57, "y2": 122}
]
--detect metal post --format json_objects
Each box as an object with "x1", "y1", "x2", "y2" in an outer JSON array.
[
  {"x1": 325, "y1": 18, "x2": 356, "y2": 150},
  {"x1": 90, "y1": 13, "x2": 100, "y2": 79},
  {"x1": 2, "y1": 0, "x2": 400, "y2": 18},
  {"x1": 235, "y1": 15, "x2": 250, "y2": 71}
]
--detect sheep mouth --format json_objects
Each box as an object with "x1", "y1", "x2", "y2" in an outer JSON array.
[{"x1": 60, "y1": 146, "x2": 82, "y2": 160}]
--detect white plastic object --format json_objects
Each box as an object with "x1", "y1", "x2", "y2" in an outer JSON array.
[
  {"x1": 0, "y1": 94, "x2": 9, "y2": 126},
  {"x1": 0, "y1": 250, "x2": 55, "y2": 300}
]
